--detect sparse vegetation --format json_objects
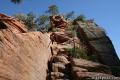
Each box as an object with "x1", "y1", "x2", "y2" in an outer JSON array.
[
  {"x1": 74, "y1": 14, "x2": 86, "y2": 22},
  {"x1": 13, "y1": 5, "x2": 80, "y2": 32},
  {"x1": 14, "y1": 12, "x2": 37, "y2": 31},
  {"x1": 46, "y1": 5, "x2": 59, "y2": 16},
  {"x1": 65, "y1": 46, "x2": 88, "y2": 59}
]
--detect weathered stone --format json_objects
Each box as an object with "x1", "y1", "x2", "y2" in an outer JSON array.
[
  {"x1": 50, "y1": 32, "x2": 70, "y2": 44},
  {"x1": 50, "y1": 15, "x2": 68, "y2": 29},
  {"x1": 0, "y1": 14, "x2": 51, "y2": 80},
  {"x1": 72, "y1": 67, "x2": 88, "y2": 72},
  {"x1": 74, "y1": 72, "x2": 118, "y2": 80},
  {"x1": 1, "y1": 13, "x2": 120, "y2": 80},
  {"x1": 52, "y1": 63, "x2": 66, "y2": 72},
  {"x1": 53, "y1": 56, "x2": 69, "y2": 64},
  {"x1": 51, "y1": 72, "x2": 65, "y2": 79},
  {"x1": 73, "y1": 58, "x2": 112, "y2": 74},
  {"x1": 77, "y1": 22, "x2": 120, "y2": 66}
]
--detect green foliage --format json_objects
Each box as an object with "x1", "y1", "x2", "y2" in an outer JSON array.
[
  {"x1": 13, "y1": 5, "x2": 58, "y2": 31},
  {"x1": 37, "y1": 15, "x2": 49, "y2": 25},
  {"x1": 65, "y1": 25, "x2": 78, "y2": 38},
  {"x1": 65, "y1": 11, "x2": 75, "y2": 20},
  {"x1": 14, "y1": 13, "x2": 27, "y2": 21},
  {"x1": 36, "y1": 15, "x2": 50, "y2": 32},
  {"x1": 11, "y1": 0, "x2": 23, "y2": 4},
  {"x1": 65, "y1": 46, "x2": 88, "y2": 59},
  {"x1": 25, "y1": 12, "x2": 37, "y2": 31},
  {"x1": 46, "y1": 5, "x2": 59, "y2": 15},
  {"x1": 65, "y1": 30, "x2": 75, "y2": 38},
  {"x1": 65, "y1": 46, "x2": 103, "y2": 62},
  {"x1": 14, "y1": 12, "x2": 37, "y2": 31},
  {"x1": 74, "y1": 14, "x2": 86, "y2": 22},
  {"x1": 14, "y1": 13, "x2": 51, "y2": 32}
]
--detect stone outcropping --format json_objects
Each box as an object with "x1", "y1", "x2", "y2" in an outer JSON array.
[
  {"x1": 47, "y1": 16, "x2": 120, "y2": 80},
  {"x1": 77, "y1": 21, "x2": 120, "y2": 66},
  {"x1": 0, "y1": 13, "x2": 51, "y2": 80},
  {"x1": 71, "y1": 58, "x2": 120, "y2": 80},
  {"x1": 0, "y1": 14, "x2": 120, "y2": 80}
]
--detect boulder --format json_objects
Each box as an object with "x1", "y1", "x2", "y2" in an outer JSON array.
[
  {"x1": 0, "y1": 14, "x2": 51, "y2": 80},
  {"x1": 50, "y1": 32, "x2": 70, "y2": 44},
  {"x1": 50, "y1": 15, "x2": 68, "y2": 29}
]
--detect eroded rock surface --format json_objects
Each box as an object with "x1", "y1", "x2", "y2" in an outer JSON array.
[
  {"x1": 0, "y1": 14, "x2": 120, "y2": 80},
  {"x1": 0, "y1": 14, "x2": 51, "y2": 80}
]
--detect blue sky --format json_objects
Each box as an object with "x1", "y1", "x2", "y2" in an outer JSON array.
[{"x1": 0, "y1": 0, "x2": 120, "y2": 58}]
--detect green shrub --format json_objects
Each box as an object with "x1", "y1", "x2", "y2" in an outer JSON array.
[
  {"x1": 65, "y1": 46, "x2": 88, "y2": 59},
  {"x1": 65, "y1": 25, "x2": 78, "y2": 38}
]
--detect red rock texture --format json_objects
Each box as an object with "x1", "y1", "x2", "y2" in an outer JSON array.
[{"x1": 0, "y1": 14, "x2": 51, "y2": 80}]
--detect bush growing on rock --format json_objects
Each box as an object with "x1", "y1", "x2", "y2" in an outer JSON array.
[{"x1": 65, "y1": 46, "x2": 88, "y2": 59}]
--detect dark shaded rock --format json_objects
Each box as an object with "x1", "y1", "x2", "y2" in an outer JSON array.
[
  {"x1": 73, "y1": 58, "x2": 112, "y2": 74},
  {"x1": 76, "y1": 21, "x2": 120, "y2": 66}
]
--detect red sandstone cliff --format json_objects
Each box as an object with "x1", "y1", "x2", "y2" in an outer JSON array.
[
  {"x1": 0, "y1": 14, "x2": 120, "y2": 80},
  {"x1": 0, "y1": 14, "x2": 51, "y2": 80}
]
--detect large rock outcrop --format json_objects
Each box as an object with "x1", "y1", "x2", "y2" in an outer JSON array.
[
  {"x1": 0, "y1": 13, "x2": 51, "y2": 80},
  {"x1": 76, "y1": 21, "x2": 120, "y2": 77},
  {"x1": 0, "y1": 14, "x2": 120, "y2": 80},
  {"x1": 76, "y1": 21, "x2": 120, "y2": 66},
  {"x1": 47, "y1": 16, "x2": 120, "y2": 80}
]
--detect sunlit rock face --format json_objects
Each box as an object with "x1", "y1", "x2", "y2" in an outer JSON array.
[
  {"x1": 0, "y1": 14, "x2": 120, "y2": 80},
  {"x1": 0, "y1": 14, "x2": 51, "y2": 80}
]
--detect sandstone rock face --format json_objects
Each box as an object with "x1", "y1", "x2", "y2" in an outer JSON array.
[
  {"x1": 72, "y1": 58, "x2": 111, "y2": 74},
  {"x1": 71, "y1": 58, "x2": 120, "y2": 80},
  {"x1": 77, "y1": 21, "x2": 120, "y2": 66},
  {"x1": 0, "y1": 14, "x2": 51, "y2": 80},
  {"x1": 1, "y1": 14, "x2": 120, "y2": 80}
]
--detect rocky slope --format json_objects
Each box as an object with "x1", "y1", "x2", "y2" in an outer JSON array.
[
  {"x1": 0, "y1": 14, "x2": 120, "y2": 80},
  {"x1": 47, "y1": 15, "x2": 120, "y2": 80}
]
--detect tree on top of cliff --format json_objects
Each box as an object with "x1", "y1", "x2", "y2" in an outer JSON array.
[
  {"x1": 46, "y1": 5, "x2": 59, "y2": 16},
  {"x1": 13, "y1": 4, "x2": 87, "y2": 31},
  {"x1": 74, "y1": 14, "x2": 86, "y2": 22}
]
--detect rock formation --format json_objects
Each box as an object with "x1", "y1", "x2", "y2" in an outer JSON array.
[
  {"x1": 77, "y1": 21, "x2": 120, "y2": 66},
  {"x1": 0, "y1": 13, "x2": 51, "y2": 80},
  {"x1": 47, "y1": 15, "x2": 120, "y2": 80},
  {"x1": 0, "y1": 13, "x2": 120, "y2": 80}
]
